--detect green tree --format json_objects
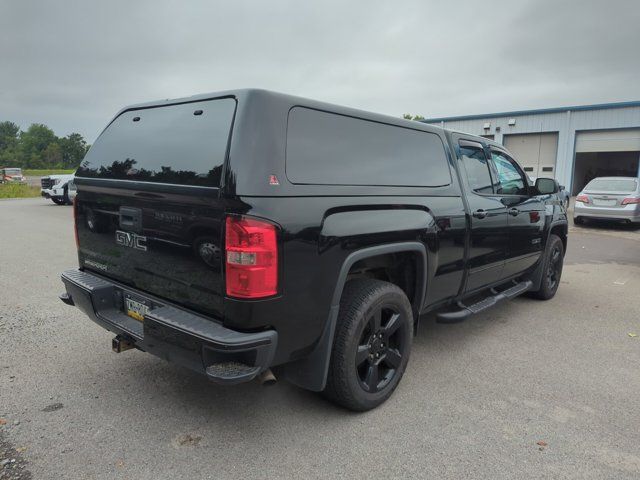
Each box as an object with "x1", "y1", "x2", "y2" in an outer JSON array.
[
  {"x1": 19, "y1": 124, "x2": 58, "y2": 168},
  {"x1": 0, "y1": 121, "x2": 21, "y2": 166},
  {"x1": 403, "y1": 114, "x2": 426, "y2": 121},
  {"x1": 0, "y1": 121, "x2": 20, "y2": 152},
  {"x1": 1, "y1": 120, "x2": 91, "y2": 169},
  {"x1": 59, "y1": 132, "x2": 89, "y2": 168},
  {"x1": 43, "y1": 143, "x2": 63, "y2": 168}
]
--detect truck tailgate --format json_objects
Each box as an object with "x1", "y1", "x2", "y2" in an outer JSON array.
[{"x1": 74, "y1": 97, "x2": 237, "y2": 318}]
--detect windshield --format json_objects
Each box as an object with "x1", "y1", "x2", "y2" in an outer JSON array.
[
  {"x1": 3, "y1": 168, "x2": 22, "y2": 176},
  {"x1": 585, "y1": 178, "x2": 637, "y2": 192}
]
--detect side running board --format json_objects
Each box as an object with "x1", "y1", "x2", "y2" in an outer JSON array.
[{"x1": 436, "y1": 280, "x2": 533, "y2": 324}]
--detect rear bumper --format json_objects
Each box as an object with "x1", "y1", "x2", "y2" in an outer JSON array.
[
  {"x1": 574, "y1": 203, "x2": 640, "y2": 222},
  {"x1": 60, "y1": 269, "x2": 277, "y2": 384}
]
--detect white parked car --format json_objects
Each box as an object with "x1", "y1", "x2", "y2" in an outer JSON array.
[
  {"x1": 574, "y1": 176, "x2": 640, "y2": 225},
  {"x1": 41, "y1": 174, "x2": 75, "y2": 205}
]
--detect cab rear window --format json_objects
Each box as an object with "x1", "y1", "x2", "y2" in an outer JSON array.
[
  {"x1": 76, "y1": 98, "x2": 236, "y2": 187},
  {"x1": 286, "y1": 107, "x2": 451, "y2": 187}
]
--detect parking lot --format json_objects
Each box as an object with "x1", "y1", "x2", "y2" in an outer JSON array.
[{"x1": 1, "y1": 197, "x2": 639, "y2": 479}]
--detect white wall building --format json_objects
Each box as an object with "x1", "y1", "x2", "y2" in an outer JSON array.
[{"x1": 424, "y1": 101, "x2": 640, "y2": 194}]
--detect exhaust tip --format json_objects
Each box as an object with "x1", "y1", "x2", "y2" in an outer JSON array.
[
  {"x1": 59, "y1": 292, "x2": 74, "y2": 306},
  {"x1": 257, "y1": 368, "x2": 277, "y2": 386}
]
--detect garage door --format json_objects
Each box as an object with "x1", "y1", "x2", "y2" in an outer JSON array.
[
  {"x1": 575, "y1": 129, "x2": 640, "y2": 152},
  {"x1": 503, "y1": 132, "x2": 558, "y2": 179},
  {"x1": 572, "y1": 129, "x2": 640, "y2": 194}
]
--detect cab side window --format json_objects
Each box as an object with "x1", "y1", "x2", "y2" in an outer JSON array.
[
  {"x1": 490, "y1": 151, "x2": 528, "y2": 195},
  {"x1": 460, "y1": 144, "x2": 494, "y2": 194}
]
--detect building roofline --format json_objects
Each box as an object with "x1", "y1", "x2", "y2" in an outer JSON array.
[{"x1": 422, "y1": 100, "x2": 640, "y2": 123}]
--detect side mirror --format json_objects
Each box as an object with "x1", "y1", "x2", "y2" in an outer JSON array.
[{"x1": 535, "y1": 177, "x2": 559, "y2": 195}]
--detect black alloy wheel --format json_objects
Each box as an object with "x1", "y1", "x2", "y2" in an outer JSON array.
[
  {"x1": 529, "y1": 233, "x2": 564, "y2": 300},
  {"x1": 546, "y1": 243, "x2": 562, "y2": 292},
  {"x1": 356, "y1": 306, "x2": 408, "y2": 394},
  {"x1": 323, "y1": 278, "x2": 413, "y2": 411}
]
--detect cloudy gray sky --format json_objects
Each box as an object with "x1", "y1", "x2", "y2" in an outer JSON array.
[{"x1": 2, "y1": 0, "x2": 639, "y2": 142}]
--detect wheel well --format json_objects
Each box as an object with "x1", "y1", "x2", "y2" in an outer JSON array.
[
  {"x1": 345, "y1": 252, "x2": 419, "y2": 314},
  {"x1": 550, "y1": 224, "x2": 568, "y2": 253}
]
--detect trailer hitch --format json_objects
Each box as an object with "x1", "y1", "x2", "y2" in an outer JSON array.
[{"x1": 112, "y1": 335, "x2": 135, "y2": 353}]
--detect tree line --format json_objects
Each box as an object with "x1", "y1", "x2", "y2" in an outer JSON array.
[
  {"x1": 0, "y1": 121, "x2": 90, "y2": 169},
  {"x1": 403, "y1": 114, "x2": 425, "y2": 121}
]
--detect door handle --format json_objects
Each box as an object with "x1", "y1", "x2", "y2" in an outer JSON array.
[
  {"x1": 119, "y1": 206, "x2": 143, "y2": 233},
  {"x1": 473, "y1": 209, "x2": 488, "y2": 219},
  {"x1": 508, "y1": 208, "x2": 520, "y2": 216}
]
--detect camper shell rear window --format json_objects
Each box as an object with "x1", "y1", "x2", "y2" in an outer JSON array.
[{"x1": 76, "y1": 98, "x2": 236, "y2": 187}]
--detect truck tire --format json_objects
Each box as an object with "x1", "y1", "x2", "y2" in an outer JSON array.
[
  {"x1": 529, "y1": 234, "x2": 564, "y2": 300},
  {"x1": 51, "y1": 186, "x2": 70, "y2": 205},
  {"x1": 323, "y1": 278, "x2": 413, "y2": 411}
]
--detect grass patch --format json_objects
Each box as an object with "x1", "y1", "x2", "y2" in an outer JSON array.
[
  {"x1": 0, "y1": 183, "x2": 41, "y2": 199},
  {"x1": 23, "y1": 169, "x2": 75, "y2": 177}
]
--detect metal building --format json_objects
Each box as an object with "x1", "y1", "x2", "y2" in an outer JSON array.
[{"x1": 424, "y1": 101, "x2": 640, "y2": 194}]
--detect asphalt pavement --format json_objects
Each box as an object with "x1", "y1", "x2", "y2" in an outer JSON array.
[{"x1": 1, "y1": 198, "x2": 639, "y2": 480}]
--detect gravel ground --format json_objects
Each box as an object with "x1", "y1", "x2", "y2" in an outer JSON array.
[
  {"x1": 1, "y1": 197, "x2": 639, "y2": 479},
  {"x1": 0, "y1": 432, "x2": 31, "y2": 480}
]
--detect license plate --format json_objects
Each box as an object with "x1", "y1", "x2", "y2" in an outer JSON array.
[
  {"x1": 125, "y1": 297, "x2": 149, "y2": 321},
  {"x1": 593, "y1": 199, "x2": 616, "y2": 206}
]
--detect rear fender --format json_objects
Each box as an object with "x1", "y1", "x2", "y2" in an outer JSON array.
[{"x1": 282, "y1": 241, "x2": 428, "y2": 392}]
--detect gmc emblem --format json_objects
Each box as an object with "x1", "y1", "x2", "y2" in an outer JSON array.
[{"x1": 115, "y1": 230, "x2": 148, "y2": 252}]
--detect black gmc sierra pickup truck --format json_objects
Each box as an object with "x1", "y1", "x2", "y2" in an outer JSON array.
[{"x1": 60, "y1": 89, "x2": 568, "y2": 411}]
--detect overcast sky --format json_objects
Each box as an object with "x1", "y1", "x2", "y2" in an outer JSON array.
[{"x1": 2, "y1": 0, "x2": 639, "y2": 142}]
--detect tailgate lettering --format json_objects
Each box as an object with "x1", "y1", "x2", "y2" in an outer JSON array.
[{"x1": 115, "y1": 230, "x2": 148, "y2": 252}]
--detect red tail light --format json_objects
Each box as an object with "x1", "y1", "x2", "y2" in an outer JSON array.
[
  {"x1": 225, "y1": 216, "x2": 278, "y2": 299},
  {"x1": 576, "y1": 194, "x2": 589, "y2": 204},
  {"x1": 621, "y1": 197, "x2": 640, "y2": 205},
  {"x1": 73, "y1": 197, "x2": 79, "y2": 248}
]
